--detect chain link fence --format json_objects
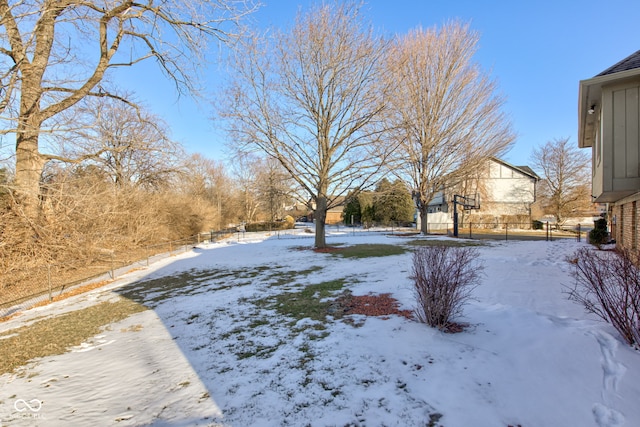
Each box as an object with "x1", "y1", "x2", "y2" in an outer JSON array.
[
  {"x1": 420, "y1": 221, "x2": 588, "y2": 242},
  {"x1": 0, "y1": 221, "x2": 588, "y2": 320},
  {"x1": 343, "y1": 220, "x2": 589, "y2": 242},
  {"x1": 0, "y1": 232, "x2": 236, "y2": 320}
]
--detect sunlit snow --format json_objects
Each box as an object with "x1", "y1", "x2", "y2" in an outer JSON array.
[{"x1": 1, "y1": 229, "x2": 638, "y2": 426}]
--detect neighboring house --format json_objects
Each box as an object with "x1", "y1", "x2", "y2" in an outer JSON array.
[
  {"x1": 293, "y1": 198, "x2": 345, "y2": 225},
  {"x1": 324, "y1": 205, "x2": 345, "y2": 225},
  {"x1": 578, "y1": 49, "x2": 640, "y2": 249},
  {"x1": 422, "y1": 157, "x2": 539, "y2": 230}
]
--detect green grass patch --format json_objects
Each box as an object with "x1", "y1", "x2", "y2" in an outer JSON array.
[
  {"x1": 118, "y1": 268, "x2": 244, "y2": 306},
  {"x1": 266, "y1": 266, "x2": 323, "y2": 288},
  {"x1": 248, "y1": 318, "x2": 271, "y2": 329},
  {"x1": 274, "y1": 280, "x2": 346, "y2": 322},
  {"x1": 222, "y1": 277, "x2": 343, "y2": 361},
  {"x1": 119, "y1": 265, "x2": 324, "y2": 306},
  {"x1": 255, "y1": 279, "x2": 346, "y2": 324},
  {"x1": 0, "y1": 298, "x2": 147, "y2": 374},
  {"x1": 330, "y1": 244, "x2": 408, "y2": 258},
  {"x1": 236, "y1": 343, "x2": 278, "y2": 360}
]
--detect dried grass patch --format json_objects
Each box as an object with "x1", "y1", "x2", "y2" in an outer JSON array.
[{"x1": 0, "y1": 297, "x2": 147, "y2": 375}]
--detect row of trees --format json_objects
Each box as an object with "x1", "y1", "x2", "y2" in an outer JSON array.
[
  {"x1": 343, "y1": 136, "x2": 592, "y2": 230},
  {"x1": 1, "y1": 141, "x2": 297, "y2": 274},
  {"x1": 1, "y1": 0, "x2": 259, "y2": 220},
  {"x1": 0, "y1": 0, "x2": 264, "y2": 275},
  {"x1": 221, "y1": 3, "x2": 515, "y2": 247},
  {"x1": 1, "y1": 0, "x2": 589, "y2": 279}
]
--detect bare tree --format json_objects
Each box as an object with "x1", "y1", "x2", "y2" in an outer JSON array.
[
  {"x1": 531, "y1": 137, "x2": 591, "y2": 225},
  {"x1": 52, "y1": 96, "x2": 183, "y2": 189},
  {"x1": 231, "y1": 153, "x2": 263, "y2": 224},
  {"x1": 180, "y1": 153, "x2": 239, "y2": 230},
  {"x1": 0, "y1": 0, "x2": 257, "y2": 215},
  {"x1": 254, "y1": 156, "x2": 295, "y2": 222},
  {"x1": 386, "y1": 22, "x2": 515, "y2": 234},
  {"x1": 221, "y1": 2, "x2": 395, "y2": 248}
]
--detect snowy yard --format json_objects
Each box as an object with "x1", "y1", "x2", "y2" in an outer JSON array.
[{"x1": 1, "y1": 231, "x2": 639, "y2": 426}]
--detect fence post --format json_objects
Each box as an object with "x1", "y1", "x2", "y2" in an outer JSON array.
[
  {"x1": 469, "y1": 222, "x2": 472, "y2": 239},
  {"x1": 577, "y1": 224, "x2": 581, "y2": 242},
  {"x1": 110, "y1": 253, "x2": 115, "y2": 279},
  {"x1": 505, "y1": 223, "x2": 508, "y2": 241},
  {"x1": 47, "y1": 265, "x2": 53, "y2": 301}
]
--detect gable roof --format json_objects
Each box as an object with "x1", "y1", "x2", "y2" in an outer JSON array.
[
  {"x1": 596, "y1": 49, "x2": 640, "y2": 76},
  {"x1": 514, "y1": 165, "x2": 539, "y2": 179},
  {"x1": 491, "y1": 157, "x2": 540, "y2": 181}
]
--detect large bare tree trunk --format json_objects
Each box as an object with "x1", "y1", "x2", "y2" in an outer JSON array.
[
  {"x1": 314, "y1": 196, "x2": 328, "y2": 248},
  {"x1": 14, "y1": 62, "x2": 48, "y2": 215},
  {"x1": 419, "y1": 206, "x2": 429, "y2": 235},
  {"x1": 14, "y1": 132, "x2": 45, "y2": 216}
]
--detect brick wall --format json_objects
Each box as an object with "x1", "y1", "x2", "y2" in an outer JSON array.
[{"x1": 612, "y1": 194, "x2": 640, "y2": 250}]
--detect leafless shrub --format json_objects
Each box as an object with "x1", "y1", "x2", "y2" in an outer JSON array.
[
  {"x1": 567, "y1": 247, "x2": 640, "y2": 347},
  {"x1": 410, "y1": 245, "x2": 484, "y2": 330}
]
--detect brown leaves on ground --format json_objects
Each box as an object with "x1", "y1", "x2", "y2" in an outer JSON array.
[
  {"x1": 334, "y1": 292, "x2": 413, "y2": 320},
  {"x1": 330, "y1": 291, "x2": 469, "y2": 332}
]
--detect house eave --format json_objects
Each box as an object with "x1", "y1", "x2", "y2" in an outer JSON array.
[
  {"x1": 594, "y1": 190, "x2": 638, "y2": 204},
  {"x1": 579, "y1": 67, "x2": 640, "y2": 149}
]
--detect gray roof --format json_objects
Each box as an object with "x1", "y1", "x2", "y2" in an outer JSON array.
[
  {"x1": 515, "y1": 165, "x2": 539, "y2": 179},
  {"x1": 596, "y1": 49, "x2": 640, "y2": 76}
]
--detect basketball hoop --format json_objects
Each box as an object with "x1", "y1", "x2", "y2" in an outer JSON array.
[
  {"x1": 453, "y1": 194, "x2": 480, "y2": 237},
  {"x1": 462, "y1": 195, "x2": 480, "y2": 211}
]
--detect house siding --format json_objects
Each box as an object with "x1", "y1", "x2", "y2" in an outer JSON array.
[
  {"x1": 594, "y1": 82, "x2": 640, "y2": 201},
  {"x1": 476, "y1": 161, "x2": 537, "y2": 217},
  {"x1": 611, "y1": 85, "x2": 640, "y2": 179},
  {"x1": 579, "y1": 50, "x2": 640, "y2": 251}
]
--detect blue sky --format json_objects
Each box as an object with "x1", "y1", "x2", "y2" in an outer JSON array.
[{"x1": 116, "y1": 0, "x2": 640, "y2": 170}]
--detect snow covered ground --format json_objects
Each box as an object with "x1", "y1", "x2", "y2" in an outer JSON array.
[{"x1": 1, "y1": 230, "x2": 639, "y2": 426}]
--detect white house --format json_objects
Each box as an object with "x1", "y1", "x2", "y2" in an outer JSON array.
[{"x1": 421, "y1": 157, "x2": 539, "y2": 231}]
